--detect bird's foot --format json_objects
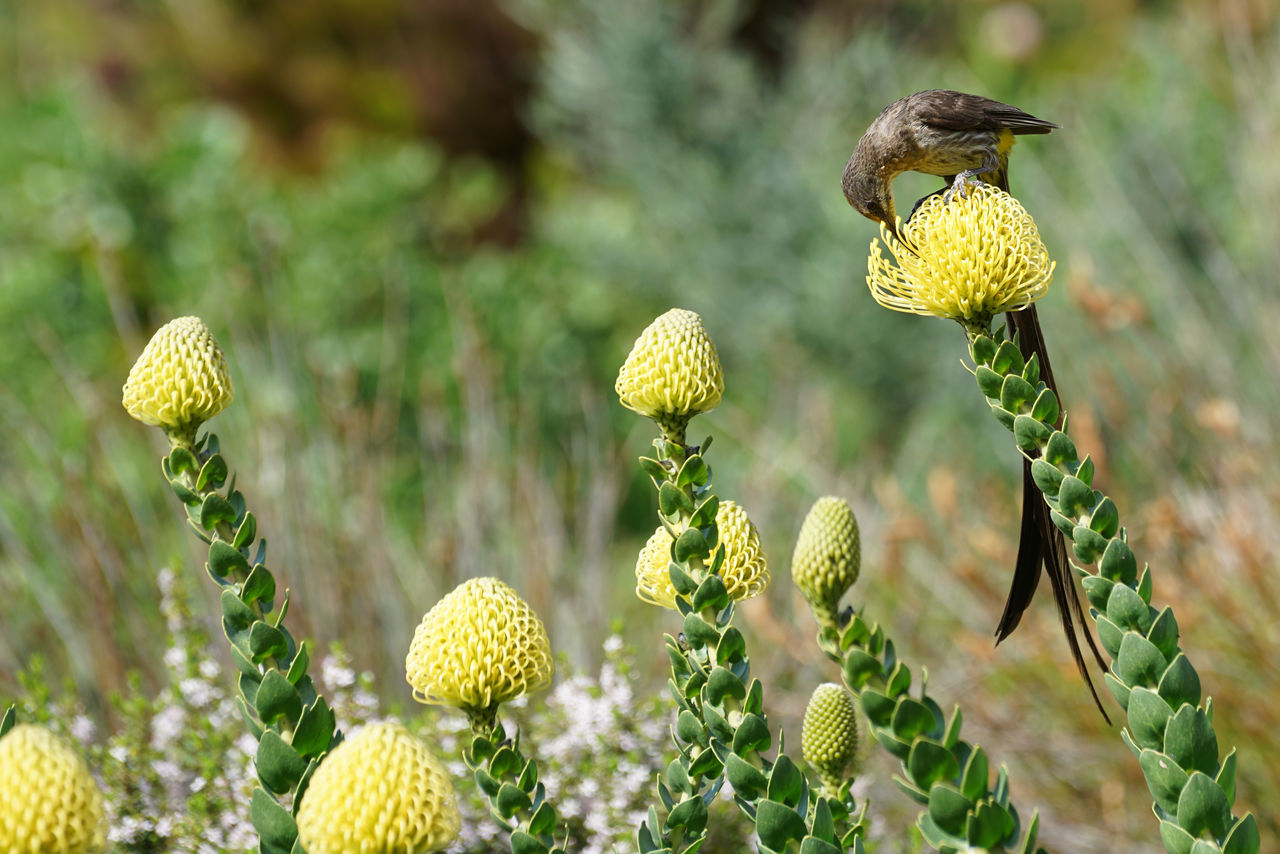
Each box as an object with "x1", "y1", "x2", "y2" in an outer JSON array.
[{"x1": 943, "y1": 168, "x2": 984, "y2": 204}]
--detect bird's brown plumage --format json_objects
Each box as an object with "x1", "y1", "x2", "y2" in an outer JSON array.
[{"x1": 842, "y1": 90, "x2": 1110, "y2": 720}]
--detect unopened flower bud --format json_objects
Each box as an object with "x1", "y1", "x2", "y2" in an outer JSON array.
[
  {"x1": 791, "y1": 496, "x2": 860, "y2": 628},
  {"x1": 801, "y1": 683, "x2": 859, "y2": 790},
  {"x1": 122, "y1": 316, "x2": 234, "y2": 445}
]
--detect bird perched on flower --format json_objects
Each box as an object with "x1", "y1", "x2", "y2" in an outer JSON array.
[{"x1": 842, "y1": 89, "x2": 1109, "y2": 716}]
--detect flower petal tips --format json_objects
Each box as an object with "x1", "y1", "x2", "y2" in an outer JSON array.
[
  {"x1": 636, "y1": 500, "x2": 769, "y2": 609},
  {"x1": 615, "y1": 308, "x2": 724, "y2": 430},
  {"x1": 122, "y1": 316, "x2": 234, "y2": 437},
  {"x1": 295, "y1": 722, "x2": 461, "y2": 854},
  {"x1": 0, "y1": 724, "x2": 107, "y2": 854},
  {"x1": 406, "y1": 577, "x2": 554, "y2": 713},
  {"x1": 866, "y1": 184, "x2": 1054, "y2": 331}
]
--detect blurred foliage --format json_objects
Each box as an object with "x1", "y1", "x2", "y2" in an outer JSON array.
[{"x1": 0, "y1": 0, "x2": 1278, "y2": 850}]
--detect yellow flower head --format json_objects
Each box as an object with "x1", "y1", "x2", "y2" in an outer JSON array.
[
  {"x1": 791, "y1": 496, "x2": 860, "y2": 626},
  {"x1": 866, "y1": 184, "x2": 1054, "y2": 331},
  {"x1": 615, "y1": 308, "x2": 724, "y2": 431},
  {"x1": 295, "y1": 722, "x2": 461, "y2": 854},
  {"x1": 801, "y1": 683, "x2": 860, "y2": 789},
  {"x1": 635, "y1": 500, "x2": 769, "y2": 609},
  {"x1": 122, "y1": 316, "x2": 234, "y2": 437},
  {"x1": 0, "y1": 724, "x2": 107, "y2": 854},
  {"x1": 406, "y1": 577, "x2": 554, "y2": 713}
]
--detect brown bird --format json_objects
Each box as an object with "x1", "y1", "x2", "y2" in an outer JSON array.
[{"x1": 842, "y1": 89, "x2": 1110, "y2": 718}]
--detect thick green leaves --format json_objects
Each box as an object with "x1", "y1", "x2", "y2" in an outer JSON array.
[
  {"x1": 255, "y1": 670, "x2": 302, "y2": 725},
  {"x1": 250, "y1": 787, "x2": 298, "y2": 854},
  {"x1": 755, "y1": 800, "x2": 807, "y2": 851},
  {"x1": 1126, "y1": 687, "x2": 1173, "y2": 750},
  {"x1": 1163, "y1": 705, "x2": 1218, "y2": 775},
  {"x1": 257, "y1": 730, "x2": 308, "y2": 794},
  {"x1": 1139, "y1": 749, "x2": 1189, "y2": 814},
  {"x1": 1176, "y1": 772, "x2": 1231, "y2": 840}
]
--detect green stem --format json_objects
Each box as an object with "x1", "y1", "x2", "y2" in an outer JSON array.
[{"x1": 968, "y1": 329, "x2": 1260, "y2": 854}]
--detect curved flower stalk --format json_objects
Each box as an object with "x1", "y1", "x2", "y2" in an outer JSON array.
[
  {"x1": 792, "y1": 497, "x2": 1044, "y2": 853},
  {"x1": 967, "y1": 330, "x2": 1259, "y2": 854},
  {"x1": 618, "y1": 309, "x2": 868, "y2": 854},
  {"x1": 862, "y1": 186, "x2": 1260, "y2": 853},
  {"x1": 407, "y1": 577, "x2": 567, "y2": 854},
  {"x1": 0, "y1": 716, "x2": 108, "y2": 854},
  {"x1": 123, "y1": 317, "x2": 338, "y2": 853}
]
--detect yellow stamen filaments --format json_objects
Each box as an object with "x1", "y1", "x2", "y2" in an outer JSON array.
[
  {"x1": 635, "y1": 500, "x2": 769, "y2": 609},
  {"x1": 295, "y1": 722, "x2": 461, "y2": 854},
  {"x1": 0, "y1": 724, "x2": 107, "y2": 854},
  {"x1": 866, "y1": 184, "x2": 1054, "y2": 333},
  {"x1": 406, "y1": 577, "x2": 554, "y2": 715}
]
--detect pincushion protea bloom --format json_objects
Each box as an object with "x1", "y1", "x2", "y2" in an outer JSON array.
[
  {"x1": 636, "y1": 500, "x2": 769, "y2": 609},
  {"x1": 801, "y1": 683, "x2": 860, "y2": 790},
  {"x1": 122, "y1": 316, "x2": 234, "y2": 444},
  {"x1": 295, "y1": 722, "x2": 460, "y2": 854},
  {"x1": 615, "y1": 308, "x2": 723, "y2": 435},
  {"x1": 406, "y1": 577, "x2": 554, "y2": 720},
  {"x1": 0, "y1": 724, "x2": 107, "y2": 854},
  {"x1": 791, "y1": 496, "x2": 860, "y2": 628},
  {"x1": 866, "y1": 184, "x2": 1054, "y2": 334}
]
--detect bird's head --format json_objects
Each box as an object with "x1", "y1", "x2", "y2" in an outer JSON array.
[{"x1": 840, "y1": 164, "x2": 898, "y2": 238}]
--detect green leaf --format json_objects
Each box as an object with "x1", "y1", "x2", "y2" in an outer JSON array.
[
  {"x1": 208, "y1": 540, "x2": 250, "y2": 579},
  {"x1": 691, "y1": 575, "x2": 729, "y2": 613},
  {"x1": 257, "y1": 730, "x2": 309, "y2": 794},
  {"x1": 250, "y1": 622, "x2": 289, "y2": 664},
  {"x1": 891, "y1": 773, "x2": 929, "y2": 806},
  {"x1": 1074, "y1": 454, "x2": 1095, "y2": 485},
  {"x1": 232, "y1": 511, "x2": 257, "y2": 549},
  {"x1": 242, "y1": 565, "x2": 276, "y2": 610},
  {"x1": 704, "y1": 666, "x2": 745, "y2": 706},
  {"x1": 170, "y1": 479, "x2": 202, "y2": 506},
  {"x1": 1216, "y1": 749, "x2": 1238, "y2": 807},
  {"x1": 510, "y1": 831, "x2": 550, "y2": 854},
  {"x1": 1030, "y1": 388, "x2": 1059, "y2": 424},
  {"x1": 732, "y1": 713, "x2": 771, "y2": 756},
  {"x1": 755, "y1": 800, "x2": 807, "y2": 850},
  {"x1": 861, "y1": 690, "x2": 895, "y2": 727},
  {"x1": 682, "y1": 613, "x2": 719, "y2": 649},
  {"x1": 1017, "y1": 810, "x2": 1041, "y2": 854},
  {"x1": 665, "y1": 796, "x2": 708, "y2": 835},
  {"x1": 1049, "y1": 509, "x2": 1077, "y2": 537},
  {"x1": 1176, "y1": 772, "x2": 1232, "y2": 839},
  {"x1": 689, "y1": 496, "x2": 719, "y2": 529},
  {"x1": 1158, "y1": 654, "x2": 1202, "y2": 710},
  {"x1": 842, "y1": 649, "x2": 880, "y2": 689},
  {"x1": 1042, "y1": 431, "x2": 1078, "y2": 468},
  {"x1": 1104, "y1": 672, "x2": 1132, "y2": 711},
  {"x1": 292, "y1": 697, "x2": 335, "y2": 758},
  {"x1": 1115, "y1": 632, "x2": 1167, "y2": 688},
  {"x1": 199, "y1": 493, "x2": 238, "y2": 530},
  {"x1": 1021, "y1": 352, "x2": 1041, "y2": 385},
  {"x1": 492, "y1": 745, "x2": 523, "y2": 779},
  {"x1": 766, "y1": 754, "x2": 805, "y2": 807},
  {"x1": 1071, "y1": 526, "x2": 1109, "y2": 564},
  {"x1": 676, "y1": 456, "x2": 709, "y2": 489},
  {"x1": 1056, "y1": 476, "x2": 1094, "y2": 519},
  {"x1": 673, "y1": 528, "x2": 709, "y2": 564},
  {"x1": 991, "y1": 339, "x2": 1025, "y2": 376},
  {"x1": 496, "y1": 782, "x2": 534, "y2": 818},
  {"x1": 874, "y1": 728, "x2": 912, "y2": 761},
  {"x1": 1126, "y1": 687, "x2": 1173, "y2": 750},
  {"x1": 1000, "y1": 375, "x2": 1037, "y2": 414},
  {"x1": 666, "y1": 758, "x2": 692, "y2": 795},
  {"x1": 885, "y1": 661, "x2": 911, "y2": 697},
  {"x1": 250, "y1": 787, "x2": 298, "y2": 854},
  {"x1": 1081, "y1": 575, "x2": 1116, "y2": 613},
  {"x1": 1029, "y1": 459, "x2": 1064, "y2": 498},
  {"x1": 906, "y1": 739, "x2": 961, "y2": 790},
  {"x1": 926, "y1": 783, "x2": 973, "y2": 836},
  {"x1": 1094, "y1": 616, "x2": 1124, "y2": 659},
  {"x1": 1222, "y1": 814, "x2": 1260, "y2": 854},
  {"x1": 1163, "y1": 705, "x2": 1218, "y2": 775},
  {"x1": 1158, "y1": 819, "x2": 1196, "y2": 854},
  {"x1": 891, "y1": 697, "x2": 939, "y2": 741},
  {"x1": 1106, "y1": 584, "x2": 1153, "y2": 634},
  {"x1": 196, "y1": 454, "x2": 229, "y2": 490},
  {"x1": 1088, "y1": 497, "x2": 1120, "y2": 538},
  {"x1": 1139, "y1": 748, "x2": 1189, "y2": 814},
  {"x1": 725, "y1": 752, "x2": 768, "y2": 799},
  {"x1": 255, "y1": 671, "x2": 302, "y2": 725},
  {"x1": 1098, "y1": 537, "x2": 1138, "y2": 585},
  {"x1": 659, "y1": 482, "x2": 693, "y2": 518},
  {"x1": 0, "y1": 705, "x2": 15, "y2": 737},
  {"x1": 970, "y1": 335, "x2": 997, "y2": 366},
  {"x1": 1146, "y1": 607, "x2": 1180, "y2": 659},
  {"x1": 960, "y1": 746, "x2": 989, "y2": 802},
  {"x1": 687, "y1": 746, "x2": 723, "y2": 780},
  {"x1": 285, "y1": 641, "x2": 310, "y2": 686},
  {"x1": 1013, "y1": 414, "x2": 1051, "y2": 451},
  {"x1": 528, "y1": 801, "x2": 558, "y2": 837},
  {"x1": 975, "y1": 365, "x2": 1004, "y2": 398},
  {"x1": 942, "y1": 706, "x2": 963, "y2": 750},
  {"x1": 966, "y1": 799, "x2": 1015, "y2": 849}
]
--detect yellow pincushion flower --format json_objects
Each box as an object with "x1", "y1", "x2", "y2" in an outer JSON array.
[
  {"x1": 866, "y1": 184, "x2": 1054, "y2": 334},
  {"x1": 295, "y1": 722, "x2": 460, "y2": 854},
  {"x1": 122, "y1": 316, "x2": 234, "y2": 442},
  {"x1": 791, "y1": 496, "x2": 860, "y2": 628},
  {"x1": 801, "y1": 683, "x2": 860, "y2": 790},
  {"x1": 615, "y1": 308, "x2": 724, "y2": 434},
  {"x1": 0, "y1": 724, "x2": 107, "y2": 854},
  {"x1": 636, "y1": 500, "x2": 769, "y2": 609},
  {"x1": 406, "y1": 577, "x2": 554, "y2": 716}
]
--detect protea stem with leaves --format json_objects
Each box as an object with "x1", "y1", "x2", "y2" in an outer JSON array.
[
  {"x1": 617, "y1": 308, "x2": 868, "y2": 854},
  {"x1": 861, "y1": 184, "x2": 1261, "y2": 854}
]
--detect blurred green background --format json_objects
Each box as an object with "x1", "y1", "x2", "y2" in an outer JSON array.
[{"x1": 1, "y1": 0, "x2": 1277, "y2": 849}]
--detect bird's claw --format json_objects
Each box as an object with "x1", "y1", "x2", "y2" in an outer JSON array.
[{"x1": 943, "y1": 169, "x2": 983, "y2": 204}]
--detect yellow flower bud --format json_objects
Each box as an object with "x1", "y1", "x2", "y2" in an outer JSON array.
[
  {"x1": 295, "y1": 722, "x2": 460, "y2": 854},
  {"x1": 635, "y1": 500, "x2": 769, "y2": 609},
  {"x1": 122, "y1": 316, "x2": 234, "y2": 440},
  {"x1": 791, "y1": 496, "x2": 860, "y2": 627},
  {"x1": 615, "y1": 308, "x2": 724, "y2": 433},
  {"x1": 801, "y1": 683, "x2": 859, "y2": 790},
  {"x1": 0, "y1": 724, "x2": 107, "y2": 854},
  {"x1": 866, "y1": 184, "x2": 1054, "y2": 333},
  {"x1": 406, "y1": 577, "x2": 554, "y2": 714}
]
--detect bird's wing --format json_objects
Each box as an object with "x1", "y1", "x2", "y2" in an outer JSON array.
[{"x1": 914, "y1": 90, "x2": 1058, "y2": 134}]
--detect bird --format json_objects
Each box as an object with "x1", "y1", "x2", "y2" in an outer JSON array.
[{"x1": 841, "y1": 89, "x2": 1110, "y2": 719}]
